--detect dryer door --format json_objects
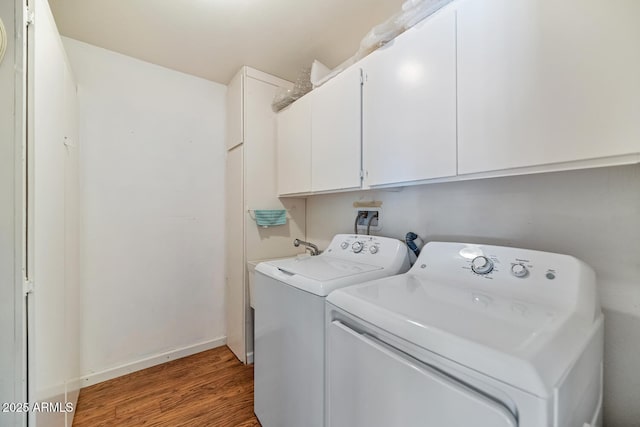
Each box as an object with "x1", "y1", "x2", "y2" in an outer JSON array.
[{"x1": 328, "y1": 321, "x2": 518, "y2": 427}]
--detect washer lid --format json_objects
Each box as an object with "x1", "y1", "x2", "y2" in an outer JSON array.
[
  {"x1": 256, "y1": 256, "x2": 383, "y2": 297},
  {"x1": 269, "y1": 256, "x2": 382, "y2": 281},
  {"x1": 327, "y1": 273, "x2": 601, "y2": 398}
]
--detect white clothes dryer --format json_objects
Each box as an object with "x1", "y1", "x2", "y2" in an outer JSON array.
[
  {"x1": 326, "y1": 242, "x2": 603, "y2": 427},
  {"x1": 253, "y1": 234, "x2": 410, "y2": 427}
]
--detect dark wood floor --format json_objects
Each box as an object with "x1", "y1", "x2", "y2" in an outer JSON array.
[{"x1": 72, "y1": 346, "x2": 261, "y2": 426}]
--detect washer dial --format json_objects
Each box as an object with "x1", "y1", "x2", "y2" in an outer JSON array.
[{"x1": 351, "y1": 241, "x2": 364, "y2": 253}]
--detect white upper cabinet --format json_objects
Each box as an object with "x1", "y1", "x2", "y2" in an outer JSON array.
[
  {"x1": 311, "y1": 66, "x2": 362, "y2": 192},
  {"x1": 457, "y1": 0, "x2": 640, "y2": 175},
  {"x1": 226, "y1": 71, "x2": 244, "y2": 150},
  {"x1": 277, "y1": 93, "x2": 312, "y2": 195},
  {"x1": 362, "y1": 7, "x2": 457, "y2": 187}
]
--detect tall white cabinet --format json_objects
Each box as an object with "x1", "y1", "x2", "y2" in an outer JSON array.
[{"x1": 225, "y1": 67, "x2": 306, "y2": 363}]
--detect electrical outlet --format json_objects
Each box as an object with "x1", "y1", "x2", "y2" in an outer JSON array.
[{"x1": 355, "y1": 209, "x2": 382, "y2": 232}]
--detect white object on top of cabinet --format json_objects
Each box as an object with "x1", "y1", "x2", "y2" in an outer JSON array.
[
  {"x1": 362, "y1": 6, "x2": 457, "y2": 188},
  {"x1": 456, "y1": 0, "x2": 640, "y2": 175},
  {"x1": 277, "y1": 92, "x2": 312, "y2": 196},
  {"x1": 311, "y1": 65, "x2": 362, "y2": 193}
]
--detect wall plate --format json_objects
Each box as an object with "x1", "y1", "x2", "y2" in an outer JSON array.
[{"x1": 355, "y1": 208, "x2": 382, "y2": 232}]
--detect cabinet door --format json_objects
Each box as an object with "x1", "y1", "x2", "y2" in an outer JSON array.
[
  {"x1": 225, "y1": 145, "x2": 245, "y2": 362},
  {"x1": 311, "y1": 66, "x2": 362, "y2": 192},
  {"x1": 362, "y1": 7, "x2": 457, "y2": 187},
  {"x1": 277, "y1": 94, "x2": 312, "y2": 195},
  {"x1": 457, "y1": 0, "x2": 640, "y2": 175},
  {"x1": 226, "y1": 70, "x2": 243, "y2": 150}
]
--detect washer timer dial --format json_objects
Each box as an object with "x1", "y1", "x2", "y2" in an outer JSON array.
[
  {"x1": 471, "y1": 256, "x2": 494, "y2": 275},
  {"x1": 351, "y1": 241, "x2": 364, "y2": 253},
  {"x1": 511, "y1": 264, "x2": 529, "y2": 278}
]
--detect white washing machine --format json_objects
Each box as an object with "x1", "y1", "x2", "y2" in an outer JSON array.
[
  {"x1": 254, "y1": 234, "x2": 410, "y2": 427},
  {"x1": 326, "y1": 242, "x2": 604, "y2": 427}
]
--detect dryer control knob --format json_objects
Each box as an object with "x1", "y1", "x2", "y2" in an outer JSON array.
[
  {"x1": 369, "y1": 245, "x2": 379, "y2": 254},
  {"x1": 511, "y1": 263, "x2": 528, "y2": 278},
  {"x1": 471, "y1": 256, "x2": 494, "y2": 275},
  {"x1": 340, "y1": 241, "x2": 349, "y2": 249},
  {"x1": 352, "y1": 241, "x2": 364, "y2": 253}
]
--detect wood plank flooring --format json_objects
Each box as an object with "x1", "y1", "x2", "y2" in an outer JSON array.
[{"x1": 72, "y1": 346, "x2": 261, "y2": 427}]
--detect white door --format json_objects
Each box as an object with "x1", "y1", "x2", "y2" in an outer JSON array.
[
  {"x1": 457, "y1": 0, "x2": 640, "y2": 174},
  {"x1": 30, "y1": 0, "x2": 80, "y2": 425},
  {"x1": 311, "y1": 65, "x2": 362, "y2": 192},
  {"x1": 0, "y1": 1, "x2": 26, "y2": 426},
  {"x1": 225, "y1": 145, "x2": 245, "y2": 362},
  {"x1": 362, "y1": 7, "x2": 457, "y2": 187},
  {"x1": 328, "y1": 321, "x2": 518, "y2": 427},
  {"x1": 277, "y1": 93, "x2": 312, "y2": 195}
]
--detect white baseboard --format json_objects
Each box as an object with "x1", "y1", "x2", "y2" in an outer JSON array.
[{"x1": 79, "y1": 336, "x2": 227, "y2": 387}]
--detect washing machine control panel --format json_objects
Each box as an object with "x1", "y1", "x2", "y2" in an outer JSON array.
[
  {"x1": 335, "y1": 236, "x2": 381, "y2": 255},
  {"x1": 324, "y1": 234, "x2": 408, "y2": 271}
]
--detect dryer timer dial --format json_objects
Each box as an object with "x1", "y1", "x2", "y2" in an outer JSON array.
[
  {"x1": 471, "y1": 256, "x2": 494, "y2": 275},
  {"x1": 511, "y1": 263, "x2": 529, "y2": 278}
]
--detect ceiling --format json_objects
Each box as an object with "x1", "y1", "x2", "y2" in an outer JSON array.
[{"x1": 48, "y1": 0, "x2": 403, "y2": 84}]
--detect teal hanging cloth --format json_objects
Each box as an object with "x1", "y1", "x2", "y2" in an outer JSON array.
[{"x1": 253, "y1": 209, "x2": 287, "y2": 228}]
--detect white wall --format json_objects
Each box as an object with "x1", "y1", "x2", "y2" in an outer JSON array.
[
  {"x1": 306, "y1": 164, "x2": 640, "y2": 427},
  {"x1": 62, "y1": 38, "x2": 227, "y2": 385}
]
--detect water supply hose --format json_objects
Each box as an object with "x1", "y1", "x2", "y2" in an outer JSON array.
[
  {"x1": 366, "y1": 212, "x2": 378, "y2": 235},
  {"x1": 354, "y1": 211, "x2": 365, "y2": 235},
  {"x1": 405, "y1": 232, "x2": 421, "y2": 257}
]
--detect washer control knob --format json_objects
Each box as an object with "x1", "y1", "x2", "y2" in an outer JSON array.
[
  {"x1": 369, "y1": 245, "x2": 379, "y2": 254},
  {"x1": 340, "y1": 241, "x2": 349, "y2": 249},
  {"x1": 351, "y1": 241, "x2": 364, "y2": 253},
  {"x1": 511, "y1": 263, "x2": 528, "y2": 278},
  {"x1": 471, "y1": 256, "x2": 494, "y2": 275}
]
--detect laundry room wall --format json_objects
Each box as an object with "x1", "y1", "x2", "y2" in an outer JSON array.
[
  {"x1": 62, "y1": 38, "x2": 228, "y2": 386},
  {"x1": 306, "y1": 163, "x2": 640, "y2": 427}
]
